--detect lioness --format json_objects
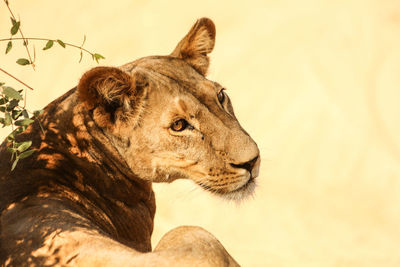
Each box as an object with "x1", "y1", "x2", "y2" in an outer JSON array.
[{"x1": 0, "y1": 18, "x2": 260, "y2": 266}]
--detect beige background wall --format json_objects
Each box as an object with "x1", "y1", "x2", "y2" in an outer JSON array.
[{"x1": 1, "y1": 0, "x2": 400, "y2": 266}]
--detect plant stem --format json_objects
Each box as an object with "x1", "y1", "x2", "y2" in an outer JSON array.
[
  {"x1": 0, "y1": 37, "x2": 96, "y2": 57},
  {"x1": 24, "y1": 88, "x2": 27, "y2": 108},
  {"x1": 4, "y1": 0, "x2": 36, "y2": 70},
  {"x1": 0, "y1": 67, "x2": 34, "y2": 90}
]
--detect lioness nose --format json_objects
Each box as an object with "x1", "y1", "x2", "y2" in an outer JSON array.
[{"x1": 230, "y1": 155, "x2": 259, "y2": 173}]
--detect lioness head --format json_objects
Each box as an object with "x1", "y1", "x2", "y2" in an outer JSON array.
[{"x1": 77, "y1": 18, "x2": 260, "y2": 200}]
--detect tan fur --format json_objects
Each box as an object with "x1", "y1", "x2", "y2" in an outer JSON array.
[{"x1": 0, "y1": 18, "x2": 259, "y2": 266}]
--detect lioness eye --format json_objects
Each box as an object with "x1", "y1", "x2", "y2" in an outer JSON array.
[
  {"x1": 170, "y1": 119, "x2": 188, "y2": 132},
  {"x1": 217, "y1": 89, "x2": 225, "y2": 104}
]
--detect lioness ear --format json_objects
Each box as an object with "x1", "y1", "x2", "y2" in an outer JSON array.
[
  {"x1": 170, "y1": 17, "x2": 216, "y2": 76},
  {"x1": 78, "y1": 66, "x2": 133, "y2": 111},
  {"x1": 78, "y1": 66, "x2": 148, "y2": 126}
]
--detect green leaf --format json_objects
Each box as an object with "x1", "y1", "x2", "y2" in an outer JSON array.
[
  {"x1": 16, "y1": 58, "x2": 31, "y2": 66},
  {"x1": 5, "y1": 41, "x2": 12, "y2": 54},
  {"x1": 10, "y1": 21, "x2": 20, "y2": 36},
  {"x1": 7, "y1": 99, "x2": 20, "y2": 111},
  {"x1": 7, "y1": 132, "x2": 15, "y2": 140},
  {"x1": 57, "y1": 39, "x2": 66, "y2": 48},
  {"x1": 0, "y1": 82, "x2": 5, "y2": 86},
  {"x1": 93, "y1": 53, "x2": 105, "y2": 63},
  {"x1": 17, "y1": 140, "x2": 32, "y2": 152},
  {"x1": 38, "y1": 120, "x2": 45, "y2": 135},
  {"x1": 79, "y1": 50, "x2": 83, "y2": 63},
  {"x1": 0, "y1": 117, "x2": 4, "y2": 125},
  {"x1": 13, "y1": 141, "x2": 21, "y2": 148},
  {"x1": 19, "y1": 149, "x2": 35, "y2": 159},
  {"x1": 6, "y1": 147, "x2": 15, "y2": 153},
  {"x1": 0, "y1": 106, "x2": 6, "y2": 112},
  {"x1": 2, "y1": 86, "x2": 23, "y2": 100},
  {"x1": 14, "y1": 118, "x2": 34, "y2": 126},
  {"x1": 43, "y1": 40, "x2": 54, "y2": 50},
  {"x1": 14, "y1": 125, "x2": 27, "y2": 134},
  {"x1": 33, "y1": 109, "x2": 44, "y2": 117},
  {"x1": 0, "y1": 98, "x2": 7, "y2": 105},
  {"x1": 81, "y1": 34, "x2": 86, "y2": 47},
  {"x1": 22, "y1": 109, "x2": 29, "y2": 118},
  {"x1": 12, "y1": 110, "x2": 23, "y2": 120},
  {"x1": 4, "y1": 112, "x2": 12, "y2": 126},
  {"x1": 11, "y1": 157, "x2": 19, "y2": 171}
]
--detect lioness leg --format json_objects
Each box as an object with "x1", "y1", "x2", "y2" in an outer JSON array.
[
  {"x1": 2, "y1": 199, "x2": 239, "y2": 266},
  {"x1": 74, "y1": 226, "x2": 240, "y2": 266},
  {"x1": 4, "y1": 225, "x2": 239, "y2": 266},
  {"x1": 72, "y1": 226, "x2": 240, "y2": 266},
  {"x1": 153, "y1": 225, "x2": 240, "y2": 267},
  {"x1": 36, "y1": 226, "x2": 239, "y2": 267}
]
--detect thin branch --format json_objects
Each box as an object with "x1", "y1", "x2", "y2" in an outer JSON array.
[
  {"x1": 23, "y1": 88, "x2": 27, "y2": 108},
  {"x1": 0, "y1": 67, "x2": 34, "y2": 90},
  {"x1": 0, "y1": 37, "x2": 96, "y2": 57},
  {"x1": 4, "y1": 0, "x2": 36, "y2": 70}
]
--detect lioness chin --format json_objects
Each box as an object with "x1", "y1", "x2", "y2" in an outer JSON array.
[{"x1": 0, "y1": 18, "x2": 260, "y2": 266}]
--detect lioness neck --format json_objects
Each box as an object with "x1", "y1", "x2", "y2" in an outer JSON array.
[{"x1": 0, "y1": 88, "x2": 156, "y2": 252}]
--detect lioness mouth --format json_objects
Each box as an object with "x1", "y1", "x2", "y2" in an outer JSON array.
[
  {"x1": 198, "y1": 174, "x2": 255, "y2": 197},
  {"x1": 230, "y1": 175, "x2": 255, "y2": 194}
]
